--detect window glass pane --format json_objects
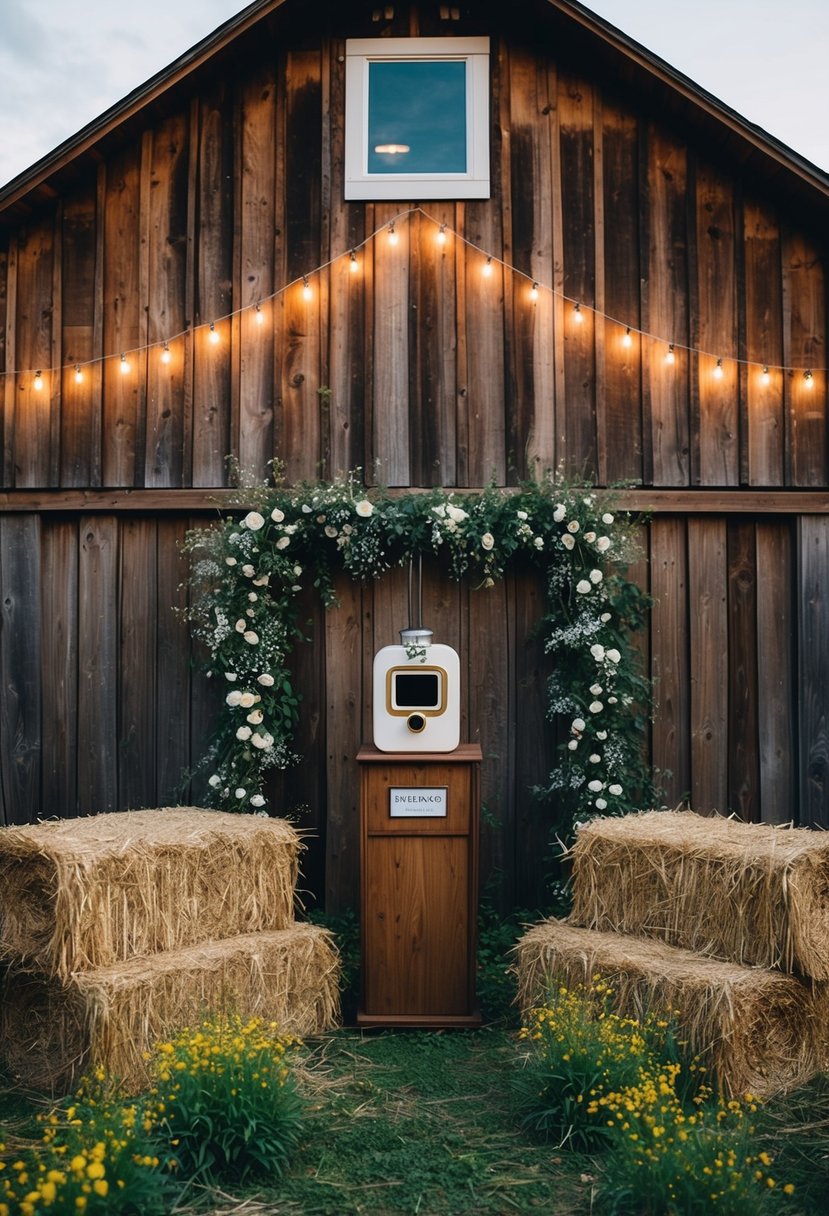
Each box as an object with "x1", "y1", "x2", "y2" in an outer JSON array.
[{"x1": 367, "y1": 60, "x2": 467, "y2": 174}]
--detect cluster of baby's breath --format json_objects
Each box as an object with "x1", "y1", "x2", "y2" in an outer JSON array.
[{"x1": 182, "y1": 468, "x2": 657, "y2": 831}]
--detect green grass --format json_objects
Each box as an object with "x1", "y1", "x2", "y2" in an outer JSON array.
[{"x1": 234, "y1": 1026, "x2": 599, "y2": 1215}]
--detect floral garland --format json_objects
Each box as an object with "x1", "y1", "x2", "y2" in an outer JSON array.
[{"x1": 183, "y1": 472, "x2": 656, "y2": 834}]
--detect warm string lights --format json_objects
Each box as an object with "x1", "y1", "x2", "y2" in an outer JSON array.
[{"x1": 4, "y1": 205, "x2": 824, "y2": 388}]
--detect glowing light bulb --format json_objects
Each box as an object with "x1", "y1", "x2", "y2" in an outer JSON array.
[
  {"x1": 349, "y1": 250, "x2": 359, "y2": 273},
  {"x1": 804, "y1": 369, "x2": 814, "y2": 389},
  {"x1": 254, "y1": 304, "x2": 265, "y2": 324},
  {"x1": 529, "y1": 282, "x2": 539, "y2": 301},
  {"x1": 387, "y1": 223, "x2": 398, "y2": 246},
  {"x1": 436, "y1": 225, "x2": 447, "y2": 246},
  {"x1": 33, "y1": 370, "x2": 43, "y2": 390},
  {"x1": 208, "y1": 322, "x2": 220, "y2": 345},
  {"x1": 713, "y1": 358, "x2": 724, "y2": 380},
  {"x1": 74, "y1": 364, "x2": 83, "y2": 384},
  {"x1": 160, "y1": 343, "x2": 172, "y2": 364},
  {"x1": 573, "y1": 302, "x2": 584, "y2": 324},
  {"x1": 761, "y1": 365, "x2": 770, "y2": 385},
  {"x1": 665, "y1": 344, "x2": 676, "y2": 365},
  {"x1": 119, "y1": 353, "x2": 129, "y2": 375},
  {"x1": 482, "y1": 257, "x2": 493, "y2": 278},
  {"x1": 622, "y1": 327, "x2": 633, "y2": 348}
]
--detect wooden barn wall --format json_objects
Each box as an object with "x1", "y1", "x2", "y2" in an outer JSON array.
[{"x1": 1, "y1": 21, "x2": 828, "y2": 908}]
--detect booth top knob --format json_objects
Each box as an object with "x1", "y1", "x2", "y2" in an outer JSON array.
[{"x1": 400, "y1": 627, "x2": 433, "y2": 647}]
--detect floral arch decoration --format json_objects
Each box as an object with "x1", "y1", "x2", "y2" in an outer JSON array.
[{"x1": 183, "y1": 472, "x2": 656, "y2": 833}]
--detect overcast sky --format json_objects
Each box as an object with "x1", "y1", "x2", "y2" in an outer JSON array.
[{"x1": 0, "y1": 0, "x2": 827, "y2": 189}]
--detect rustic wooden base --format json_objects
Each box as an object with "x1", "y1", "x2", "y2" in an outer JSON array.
[
  {"x1": 358, "y1": 745, "x2": 482, "y2": 1029},
  {"x1": 356, "y1": 1010, "x2": 483, "y2": 1029}
]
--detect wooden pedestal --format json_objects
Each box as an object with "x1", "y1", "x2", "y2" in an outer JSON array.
[{"x1": 356, "y1": 744, "x2": 482, "y2": 1028}]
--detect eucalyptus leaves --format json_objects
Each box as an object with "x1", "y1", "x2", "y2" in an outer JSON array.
[{"x1": 183, "y1": 473, "x2": 655, "y2": 833}]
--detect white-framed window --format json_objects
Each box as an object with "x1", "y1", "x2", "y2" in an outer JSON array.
[{"x1": 344, "y1": 37, "x2": 490, "y2": 200}]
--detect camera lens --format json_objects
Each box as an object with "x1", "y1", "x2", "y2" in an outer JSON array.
[{"x1": 407, "y1": 713, "x2": 426, "y2": 733}]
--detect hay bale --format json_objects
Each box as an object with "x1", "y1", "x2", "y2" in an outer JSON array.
[
  {"x1": 570, "y1": 809, "x2": 829, "y2": 979},
  {"x1": 513, "y1": 917, "x2": 822, "y2": 1098},
  {"x1": 0, "y1": 808, "x2": 301, "y2": 980},
  {"x1": 0, "y1": 924, "x2": 340, "y2": 1095}
]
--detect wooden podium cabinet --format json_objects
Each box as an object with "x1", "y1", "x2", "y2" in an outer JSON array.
[{"x1": 357, "y1": 744, "x2": 483, "y2": 1028}]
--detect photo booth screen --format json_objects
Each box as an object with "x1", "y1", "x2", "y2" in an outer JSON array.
[{"x1": 392, "y1": 670, "x2": 441, "y2": 710}]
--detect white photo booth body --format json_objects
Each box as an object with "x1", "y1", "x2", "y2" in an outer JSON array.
[{"x1": 372, "y1": 628, "x2": 460, "y2": 752}]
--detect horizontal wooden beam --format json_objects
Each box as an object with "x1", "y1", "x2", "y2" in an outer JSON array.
[{"x1": 1, "y1": 487, "x2": 829, "y2": 515}]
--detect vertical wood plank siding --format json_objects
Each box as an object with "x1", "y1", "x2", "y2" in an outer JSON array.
[{"x1": 1, "y1": 20, "x2": 827, "y2": 906}]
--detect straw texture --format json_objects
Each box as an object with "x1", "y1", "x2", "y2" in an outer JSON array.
[
  {"x1": 0, "y1": 809, "x2": 301, "y2": 980},
  {"x1": 569, "y1": 810, "x2": 829, "y2": 978},
  {"x1": 513, "y1": 918, "x2": 822, "y2": 1098},
  {"x1": 0, "y1": 924, "x2": 340, "y2": 1094}
]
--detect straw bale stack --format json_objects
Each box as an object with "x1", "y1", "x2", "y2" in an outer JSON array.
[
  {"x1": 514, "y1": 918, "x2": 822, "y2": 1098},
  {"x1": 0, "y1": 924, "x2": 340, "y2": 1094},
  {"x1": 0, "y1": 808, "x2": 301, "y2": 980},
  {"x1": 569, "y1": 810, "x2": 829, "y2": 978}
]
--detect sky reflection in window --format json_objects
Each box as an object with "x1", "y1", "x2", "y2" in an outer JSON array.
[{"x1": 367, "y1": 60, "x2": 467, "y2": 174}]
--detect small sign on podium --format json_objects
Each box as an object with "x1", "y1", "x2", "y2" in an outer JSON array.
[{"x1": 389, "y1": 787, "x2": 447, "y2": 817}]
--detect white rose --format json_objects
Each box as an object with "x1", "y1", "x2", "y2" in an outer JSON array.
[
  {"x1": 595, "y1": 798, "x2": 607, "y2": 810},
  {"x1": 235, "y1": 788, "x2": 246, "y2": 799},
  {"x1": 588, "y1": 779, "x2": 604, "y2": 793},
  {"x1": 553, "y1": 505, "x2": 566, "y2": 522},
  {"x1": 561, "y1": 534, "x2": 575, "y2": 550},
  {"x1": 250, "y1": 794, "x2": 266, "y2": 808},
  {"x1": 585, "y1": 531, "x2": 596, "y2": 543},
  {"x1": 589, "y1": 684, "x2": 603, "y2": 696},
  {"x1": 602, "y1": 513, "x2": 615, "y2": 525},
  {"x1": 257, "y1": 673, "x2": 275, "y2": 687},
  {"x1": 608, "y1": 695, "x2": 618, "y2": 704},
  {"x1": 271, "y1": 507, "x2": 285, "y2": 522},
  {"x1": 225, "y1": 672, "x2": 238, "y2": 681},
  {"x1": 243, "y1": 630, "x2": 259, "y2": 645},
  {"x1": 251, "y1": 732, "x2": 274, "y2": 751},
  {"x1": 481, "y1": 532, "x2": 495, "y2": 551},
  {"x1": 606, "y1": 648, "x2": 621, "y2": 663},
  {"x1": 226, "y1": 691, "x2": 243, "y2": 706},
  {"x1": 516, "y1": 510, "x2": 528, "y2": 521},
  {"x1": 248, "y1": 592, "x2": 258, "y2": 602},
  {"x1": 534, "y1": 536, "x2": 544, "y2": 550},
  {"x1": 432, "y1": 503, "x2": 446, "y2": 518},
  {"x1": 239, "y1": 692, "x2": 256, "y2": 708},
  {"x1": 355, "y1": 499, "x2": 374, "y2": 517},
  {"x1": 600, "y1": 612, "x2": 612, "y2": 623},
  {"x1": 253, "y1": 575, "x2": 270, "y2": 587},
  {"x1": 247, "y1": 710, "x2": 264, "y2": 725},
  {"x1": 208, "y1": 774, "x2": 221, "y2": 788},
  {"x1": 589, "y1": 753, "x2": 601, "y2": 763},
  {"x1": 236, "y1": 725, "x2": 252, "y2": 741},
  {"x1": 241, "y1": 564, "x2": 255, "y2": 577},
  {"x1": 609, "y1": 784, "x2": 623, "y2": 796},
  {"x1": 235, "y1": 619, "x2": 246, "y2": 633},
  {"x1": 294, "y1": 565, "x2": 303, "y2": 576},
  {"x1": 243, "y1": 511, "x2": 265, "y2": 531},
  {"x1": 568, "y1": 739, "x2": 578, "y2": 751},
  {"x1": 276, "y1": 536, "x2": 290, "y2": 550},
  {"x1": 597, "y1": 536, "x2": 611, "y2": 552},
  {"x1": 447, "y1": 504, "x2": 468, "y2": 523},
  {"x1": 576, "y1": 580, "x2": 591, "y2": 594},
  {"x1": 246, "y1": 608, "x2": 255, "y2": 618},
  {"x1": 301, "y1": 503, "x2": 312, "y2": 513},
  {"x1": 325, "y1": 525, "x2": 338, "y2": 538},
  {"x1": 572, "y1": 718, "x2": 586, "y2": 733},
  {"x1": 590, "y1": 643, "x2": 605, "y2": 661},
  {"x1": 589, "y1": 700, "x2": 604, "y2": 713},
  {"x1": 589, "y1": 569, "x2": 603, "y2": 584},
  {"x1": 484, "y1": 577, "x2": 495, "y2": 588},
  {"x1": 597, "y1": 730, "x2": 608, "y2": 740},
  {"x1": 225, "y1": 556, "x2": 237, "y2": 566},
  {"x1": 567, "y1": 520, "x2": 580, "y2": 533}
]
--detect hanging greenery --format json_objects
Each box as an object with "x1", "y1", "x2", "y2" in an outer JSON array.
[{"x1": 182, "y1": 471, "x2": 657, "y2": 834}]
